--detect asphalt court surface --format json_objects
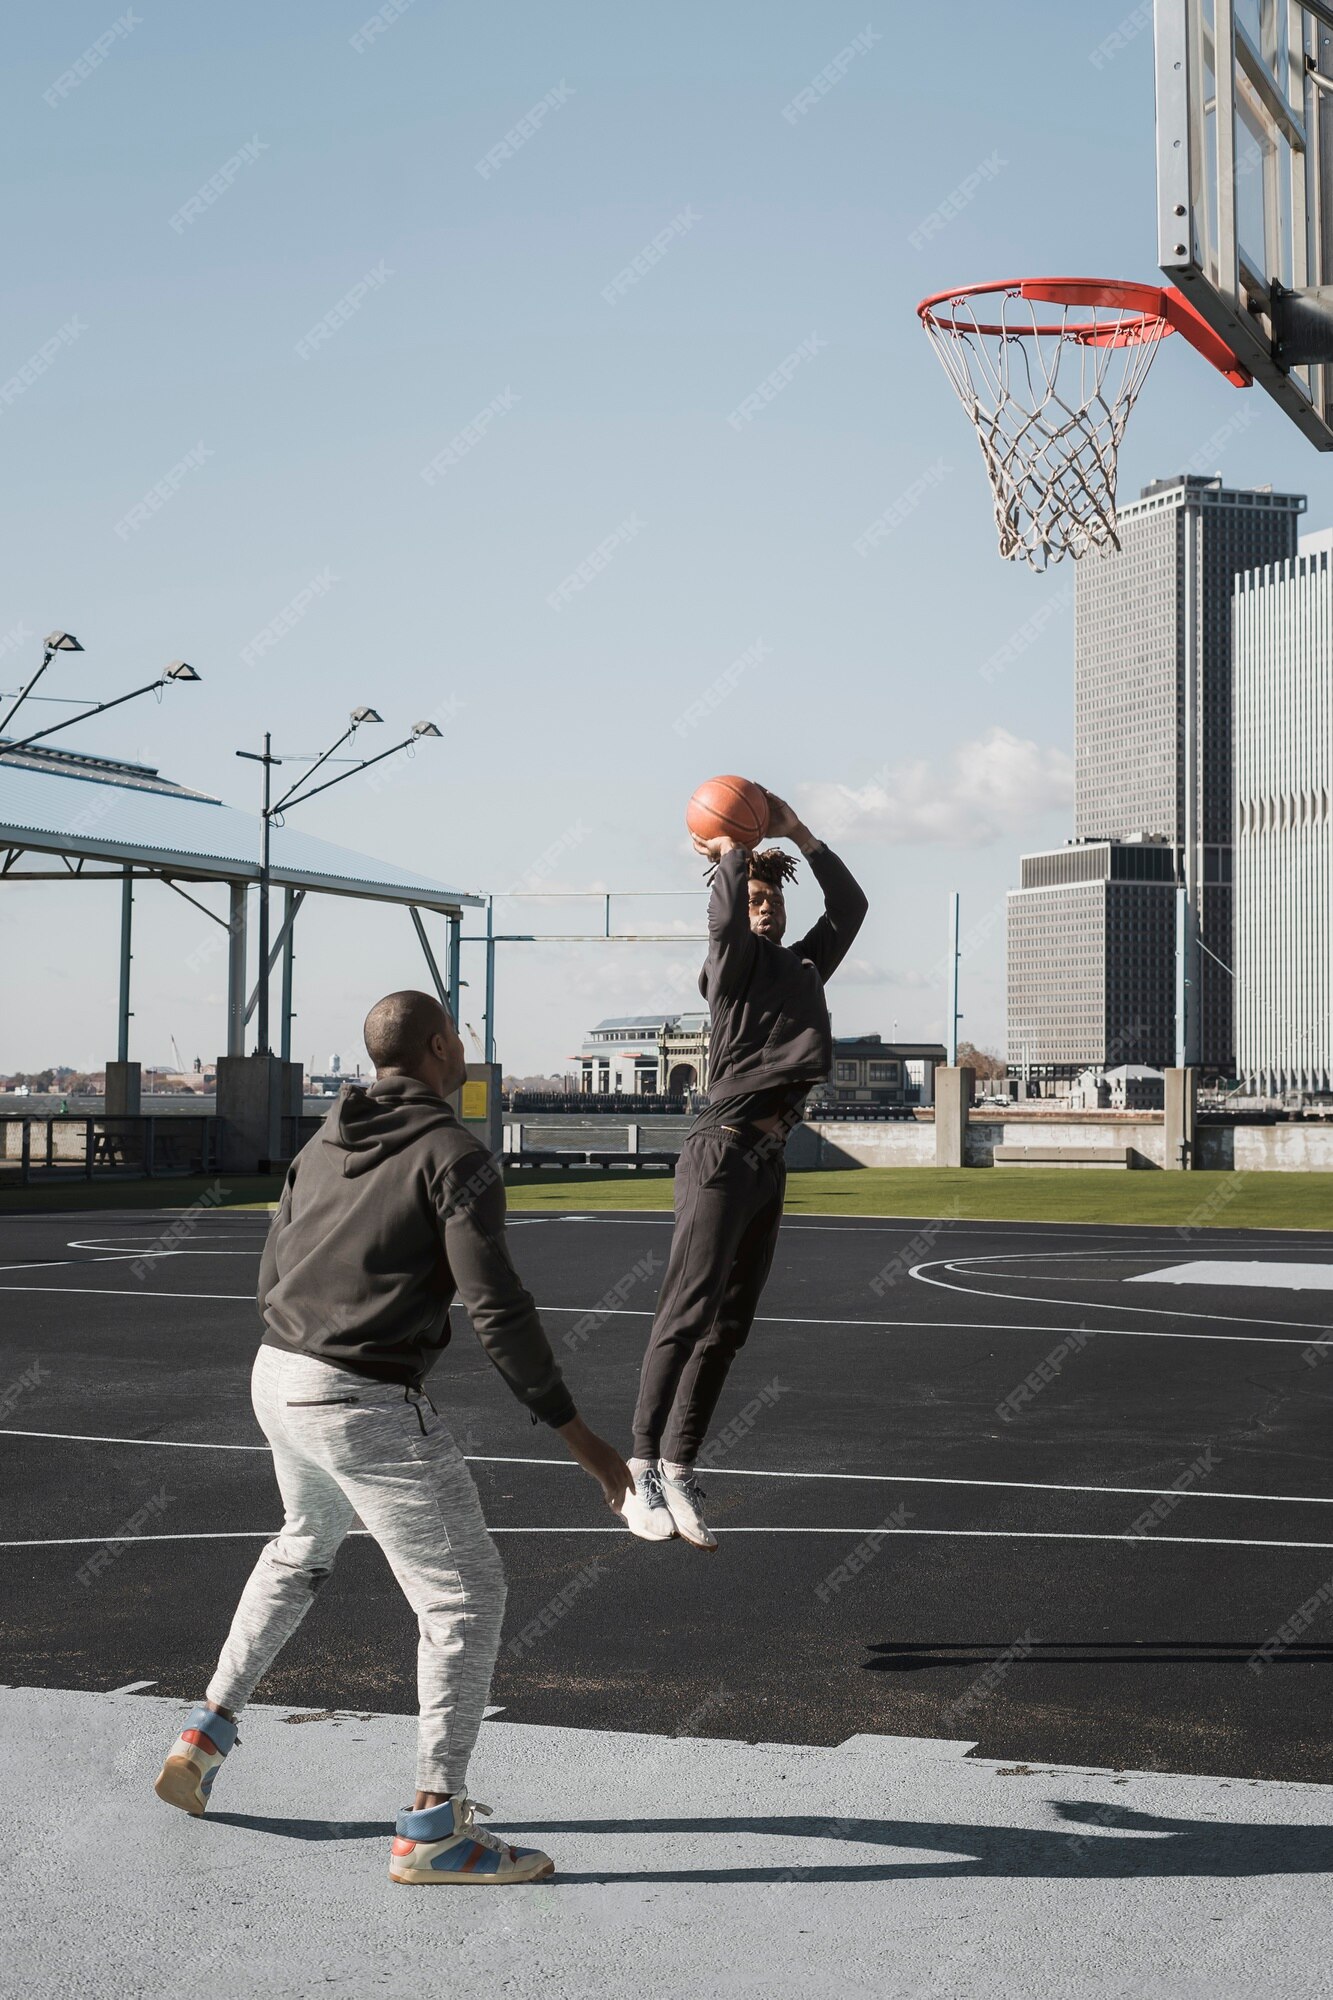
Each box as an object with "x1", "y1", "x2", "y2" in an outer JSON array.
[{"x1": 3, "y1": 1204, "x2": 1333, "y2": 1782}]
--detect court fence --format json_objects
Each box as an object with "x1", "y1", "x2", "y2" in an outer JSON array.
[{"x1": 0, "y1": 1113, "x2": 216, "y2": 1184}]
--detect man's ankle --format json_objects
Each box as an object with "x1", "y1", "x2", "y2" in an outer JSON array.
[
  {"x1": 412, "y1": 1790, "x2": 452, "y2": 1811},
  {"x1": 204, "y1": 1701, "x2": 236, "y2": 1723}
]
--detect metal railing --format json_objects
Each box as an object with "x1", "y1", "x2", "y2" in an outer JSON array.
[
  {"x1": 0, "y1": 1113, "x2": 216, "y2": 1184},
  {"x1": 506, "y1": 1092, "x2": 689, "y2": 1115}
]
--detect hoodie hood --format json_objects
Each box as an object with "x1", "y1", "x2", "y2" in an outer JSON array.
[{"x1": 324, "y1": 1077, "x2": 458, "y2": 1177}]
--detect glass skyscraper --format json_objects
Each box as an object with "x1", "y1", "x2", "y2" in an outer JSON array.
[{"x1": 1007, "y1": 474, "x2": 1304, "y2": 1081}]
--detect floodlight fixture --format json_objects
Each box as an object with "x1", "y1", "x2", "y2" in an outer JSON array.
[
  {"x1": 0, "y1": 656, "x2": 201, "y2": 759},
  {"x1": 0, "y1": 629, "x2": 86, "y2": 739}
]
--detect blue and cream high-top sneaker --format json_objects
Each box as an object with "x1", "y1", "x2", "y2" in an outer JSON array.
[
  {"x1": 389, "y1": 1795, "x2": 554, "y2": 1884},
  {"x1": 154, "y1": 1704, "x2": 239, "y2": 1817}
]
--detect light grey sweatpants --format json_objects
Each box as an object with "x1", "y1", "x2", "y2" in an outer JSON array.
[{"x1": 207, "y1": 1345, "x2": 507, "y2": 1793}]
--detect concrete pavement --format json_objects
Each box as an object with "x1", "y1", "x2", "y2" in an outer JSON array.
[{"x1": 3, "y1": 1686, "x2": 1331, "y2": 1997}]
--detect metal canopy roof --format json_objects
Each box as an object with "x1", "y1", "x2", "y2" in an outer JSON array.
[{"x1": 0, "y1": 741, "x2": 480, "y2": 911}]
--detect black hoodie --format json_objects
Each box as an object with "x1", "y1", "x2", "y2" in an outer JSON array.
[
  {"x1": 259, "y1": 1076, "x2": 575, "y2": 1425},
  {"x1": 702, "y1": 841, "x2": 868, "y2": 1109}
]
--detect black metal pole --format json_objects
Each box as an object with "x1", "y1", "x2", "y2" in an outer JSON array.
[{"x1": 258, "y1": 731, "x2": 272, "y2": 1056}]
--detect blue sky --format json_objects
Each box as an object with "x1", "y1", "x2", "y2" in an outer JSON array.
[{"x1": 1, "y1": 2, "x2": 1327, "y2": 1077}]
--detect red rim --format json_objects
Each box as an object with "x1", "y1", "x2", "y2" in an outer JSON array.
[
  {"x1": 916, "y1": 276, "x2": 1172, "y2": 339},
  {"x1": 917, "y1": 276, "x2": 1251, "y2": 386}
]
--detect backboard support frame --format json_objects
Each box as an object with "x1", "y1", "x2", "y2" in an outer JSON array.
[{"x1": 1156, "y1": 0, "x2": 1333, "y2": 449}]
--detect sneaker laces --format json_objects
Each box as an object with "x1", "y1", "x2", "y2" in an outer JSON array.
[
  {"x1": 456, "y1": 1796, "x2": 516, "y2": 1860},
  {"x1": 639, "y1": 1464, "x2": 668, "y2": 1509}
]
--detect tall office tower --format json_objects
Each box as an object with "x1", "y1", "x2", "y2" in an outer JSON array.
[
  {"x1": 1007, "y1": 475, "x2": 1304, "y2": 1083},
  {"x1": 1233, "y1": 535, "x2": 1333, "y2": 1096}
]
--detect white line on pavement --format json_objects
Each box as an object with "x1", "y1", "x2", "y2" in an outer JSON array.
[
  {"x1": 910, "y1": 1253, "x2": 1326, "y2": 1334},
  {"x1": 0, "y1": 1285, "x2": 1319, "y2": 1345},
  {"x1": 5, "y1": 1525, "x2": 1333, "y2": 1551},
  {"x1": 2, "y1": 1427, "x2": 1330, "y2": 1509}
]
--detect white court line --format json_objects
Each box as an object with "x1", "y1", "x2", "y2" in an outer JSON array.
[
  {"x1": 3, "y1": 1427, "x2": 1330, "y2": 1509},
  {"x1": 107, "y1": 1678, "x2": 157, "y2": 1694},
  {"x1": 911, "y1": 1252, "x2": 1332, "y2": 1335},
  {"x1": 5, "y1": 1525, "x2": 1333, "y2": 1551},
  {"x1": 0, "y1": 1284, "x2": 1319, "y2": 1346},
  {"x1": 0, "y1": 1256, "x2": 131, "y2": 1276},
  {"x1": 0, "y1": 1427, "x2": 269, "y2": 1451},
  {"x1": 0, "y1": 1285, "x2": 250, "y2": 1302}
]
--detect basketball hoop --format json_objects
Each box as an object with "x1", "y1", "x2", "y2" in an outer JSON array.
[{"x1": 916, "y1": 278, "x2": 1251, "y2": 571}]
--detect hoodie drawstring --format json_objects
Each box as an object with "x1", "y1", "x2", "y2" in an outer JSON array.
[{"x1": 404, "y1": 1384, "x2": 437, "y2": 1435}]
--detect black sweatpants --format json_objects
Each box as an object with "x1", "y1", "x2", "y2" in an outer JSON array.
[{"x1": 632, "y1": 1124, "x2": 786, "y2": 1464}]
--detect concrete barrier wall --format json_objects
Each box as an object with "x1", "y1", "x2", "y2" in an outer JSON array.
[
  {"x1": 802, "y1": 1116, "x2": 1333, "y2": 1173},
  {"x1": 1230, "y1": 1123, "x2": 1333, "y2": 1172}
]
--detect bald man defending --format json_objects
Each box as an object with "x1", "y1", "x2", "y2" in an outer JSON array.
[{"x1": 155, "y1": 991, "x2": 630, "y2": 1885}]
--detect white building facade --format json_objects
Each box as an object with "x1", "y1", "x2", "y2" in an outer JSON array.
[
  {"x1": 575, "y1": 1013, "x2": 710, "y2": 1096},
  {"x1": 1233, "y1": 541, "x2": 1333, "y2": 1096}
]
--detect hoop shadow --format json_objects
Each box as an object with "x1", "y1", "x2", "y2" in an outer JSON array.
[{"x1": 864, "y1": 1640, "x2": 1333, "y2": 1671}]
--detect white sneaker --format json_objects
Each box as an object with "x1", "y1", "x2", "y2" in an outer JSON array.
[
  {"x1": 660, "y1": 1462, "x2": 718, "y2": 1551},
  {"x1": 617, "y1": 1457, "x2": 677, "y2": 1542}
]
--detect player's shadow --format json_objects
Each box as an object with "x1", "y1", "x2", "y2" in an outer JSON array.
[
  {"x1": 865, "y1": 1639, "x2": 1333, "y2": 1669},
  {"x1": 205, "y1": 1802, "x2": 1333, "y2": 1880},
  {"x1": 208, "y1": 1813, "x2": 388, "y2": 1841},
  {"x1": 513, "y1": 1802, "x2": 1333, "y2": 1883}
]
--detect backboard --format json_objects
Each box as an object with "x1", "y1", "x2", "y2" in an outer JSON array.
[{"x1": 1156, "y1": 0, "x2": 1333, "y2": 448}]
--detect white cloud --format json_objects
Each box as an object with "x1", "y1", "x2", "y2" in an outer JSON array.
[
  {"x1": 798, "y1": 727, "x2": 1074, "y2": 847},
  {"x1": 832, "y1": 956, "x2": 932, "y2": 989}
]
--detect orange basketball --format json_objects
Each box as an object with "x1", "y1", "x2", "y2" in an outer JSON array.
[{"x1": 686, "y1": 774, "x2": 770, "y2": 848}]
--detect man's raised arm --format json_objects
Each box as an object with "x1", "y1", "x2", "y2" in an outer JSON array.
[
  {"x1": 700, "y1": 838, "x2": 757, "y2": 997},
  {"x1": 763, "y1": 791, "x2": 868, "y2": 980}
]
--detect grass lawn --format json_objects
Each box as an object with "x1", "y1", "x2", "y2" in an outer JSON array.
[
  {"x1": 504, "y1": 1166, "x2": 1333, "y2": 1230},
  {"x1": 3, "y1": 1165, "x2": 1331, "y2": 1231}
]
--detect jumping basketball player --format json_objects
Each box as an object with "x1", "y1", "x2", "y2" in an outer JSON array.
[{"x1": 619, "y1": 789, "x2": 868, "y2": 1547}]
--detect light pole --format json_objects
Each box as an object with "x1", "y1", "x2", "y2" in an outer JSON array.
[
  {"x1": 0, "y1": 630, "x2": 83, "y2": 740},
  {"x1": 0, "y1": 652, "x2": 199, "y2": 761},
  {"x1": 237, "y1": 710, "x2": 443, "y2": 1055},
  {"x1": 946, "y1": 891, "x2": 961, "y2": 1067}
]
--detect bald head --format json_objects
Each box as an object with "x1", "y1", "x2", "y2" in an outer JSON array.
[{"x1": 363, "y1": 990, "x2": 464, "y2": 1094}]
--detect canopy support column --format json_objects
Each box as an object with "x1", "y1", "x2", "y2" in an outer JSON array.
[
  {"x1": 280, "y1": 887, "x2": 298, "y2": 1065},
  {"x1": 227, "y1": 883, "x2": 248, "y2": 1058},
  {"x1": 117, "y1": 869, "x2": 133, "y2": 1063}
]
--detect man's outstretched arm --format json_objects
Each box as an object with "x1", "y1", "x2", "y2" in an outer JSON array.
[
  {"x1": 435, "y1": 1154, "x2": 631, "y2": 1509},
  {"x1": 765, "y1": 790, "x2": 868, "y2": 980}
]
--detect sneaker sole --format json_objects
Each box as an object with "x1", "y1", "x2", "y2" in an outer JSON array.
[
  {"x1": 154, "y1": 1756, "x2": 207, "y2": 1816},
  {"x1": 615, "y1": 1511, "x2": 677, "y2": 1542},
  {"x1": 390, "y1": 1860, "x2": 556, "y2": 1885},
  {"x1": 674, "y1": 1527, "x2": 718, "y2": 1551}
]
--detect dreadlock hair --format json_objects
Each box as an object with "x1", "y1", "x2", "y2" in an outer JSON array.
[{"x1": 747, "y1": 846, "x2": 799, "y2": 889}]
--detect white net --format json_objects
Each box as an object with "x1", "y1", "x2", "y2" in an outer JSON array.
[{"x1": 920, "y1": 285, "x2": 1170, "y2": 571}]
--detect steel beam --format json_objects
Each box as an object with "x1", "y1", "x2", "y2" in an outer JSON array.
[
  {"x1": 409, "y1": 905, "x2": 449, "y2": 1009},
  {"x1": 245, "y1": 889, "x2": 305, "y2": 1024}
]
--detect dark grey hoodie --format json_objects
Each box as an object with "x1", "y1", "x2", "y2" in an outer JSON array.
[{"x1": 259, "y1": 1076, "x2": 574, "y2": 1426}]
